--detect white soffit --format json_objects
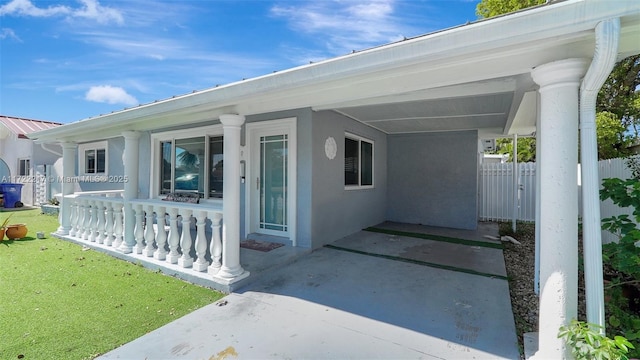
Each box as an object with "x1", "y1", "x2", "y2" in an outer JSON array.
[
  {"x1": 335, "y1": 92, "x2": 514, "y2": 134},
  {"x1": 507, "y1": 91, "x2": 538, "y2": 136}
]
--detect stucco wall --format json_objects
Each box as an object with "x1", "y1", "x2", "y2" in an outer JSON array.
[
  {"x1": 310, "y1": 110, "x2": 387, "y2": 248},
  {"x1": 72, "y1": 133, "x2": 150, "y2": 196},
  {"x1": 75, "y1": 137, "x2": 126, "y2": 192},
  {"x1": 386, "y1": 130, "x2": 478, "y2": 230}
]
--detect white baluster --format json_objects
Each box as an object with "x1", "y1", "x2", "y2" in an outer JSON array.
[
  {"x1": 153, "y1": 206, "x2": 168, "y2": 261},
  {"x1": 193, "y1": 211, "x2": 209, "y2": 272},
  {"x1": 208, "y1": 212, "x2": 223, "y2": 274},
  {"x1": 178, "y1": 209, "x2": 193, "y2": 268},
  {"x1": 68, "y1": 198, "x2": 77, "y2": 237},
  {"x1": 75, "y1": 199, "x2": 84, "y2": 239},
  {"x1": 96, "y1": 200, "x2": 106, "y2": 244},
  {"x1": 113, "y1": 202, "x2": 124, "y2": 248},
  {"x1": 104, "y1": 202, "x2": 115, "y2": 246},
  {"x1": 143, "y1": 205, "x2": 156, "y2": 257},
  {"x1": 134, "y1": 204, "x2": 145, "y2": 254},
  {"x1": 167, "y1": 208, "x2": 180, "y2": 264},
  {"x1": 82, "y1": 199, "x2": 91, "y2": 240},
  {"x1": 89, "y1": 200, "x2": 98, "y2": 242}
]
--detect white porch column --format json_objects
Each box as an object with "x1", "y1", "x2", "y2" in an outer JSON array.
[
  {"x1": 118, "y1": 131, "x2": 140, "y2": 254},
  {"x1": 57, "y1": 142, "x2": 76, "y2": 234},
  {"x1": 531, "y1": 58, "x2": 589, "y2": 359},
  {"x1": 212, "y1": 114, "x2": 249, "y2": 283}
]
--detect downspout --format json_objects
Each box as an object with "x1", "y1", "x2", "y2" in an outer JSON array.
[
  {"x1": 512, "y1": 134, "x2": 518, "y2": 233},
  {"x1": 580, "y1": 18, "x2": 620, "y2": 332}
]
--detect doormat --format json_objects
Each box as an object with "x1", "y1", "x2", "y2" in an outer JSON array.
[{"x1": 240, "y1": 239, "x2": 284, "y2": 252}]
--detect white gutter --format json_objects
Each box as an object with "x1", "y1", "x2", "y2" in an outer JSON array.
[
  {"x1": 40, "y1": 143, "x2": 62, "y2": 157},
  {"x1": 580, "y1": 18, "x2": 620, "y2": 333}
]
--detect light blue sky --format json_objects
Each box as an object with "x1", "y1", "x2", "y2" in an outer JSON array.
[{"x1": 0, "y1": 0, "x2": 479, "y2": 124}]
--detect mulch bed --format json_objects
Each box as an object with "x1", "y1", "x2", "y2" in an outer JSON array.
[{"x1": 501, "y1": 222, "x2": 587, "y2": 358}]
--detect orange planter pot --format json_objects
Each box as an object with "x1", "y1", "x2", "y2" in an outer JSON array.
[
  {"x1": 0, "y1": 228, "x2": 5, "y2": 241},
  {"x1": 6, "y1": 224, "x2": 27, "y2": 240}
]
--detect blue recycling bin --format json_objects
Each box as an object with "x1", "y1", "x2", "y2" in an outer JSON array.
[{"x1": 0, "y1": 183, "x2": 23, "y2": 208}]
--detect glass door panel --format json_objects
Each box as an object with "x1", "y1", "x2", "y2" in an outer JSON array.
[{"x1": 260, "y1": 135, "x2": 288, "y2": 232}]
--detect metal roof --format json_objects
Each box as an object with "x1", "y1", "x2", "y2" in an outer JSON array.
[{"x1": 0, "y1": 116, "x2": 62, "y2": 139}]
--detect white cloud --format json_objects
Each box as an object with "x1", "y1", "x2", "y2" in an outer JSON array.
[
  {"x1": 0, "y1": 0, "x2": 70, "y2": 17},
  {"x1": 271, "y1": 0, "x2": 410, "y2": 55},
  {"x1": 73, "y1": 0, "x2": 123, "y2": 25},
  {"x1": 0, "y1": 0, "x2": 123, "y2": 25},
  {"x1": 0, "y1": 28, "x2": 21, "y2": 41},
  {"x1": 85, "y1": 85, "x2": 137, "y2": 106}
]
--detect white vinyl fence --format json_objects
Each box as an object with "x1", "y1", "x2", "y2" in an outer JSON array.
[
  {"x1": 479, "y1": 157, "x2": 635, "y2": 243},
  {"x1": 479, "y1": 162, "x2": 536, "y2": 222}
]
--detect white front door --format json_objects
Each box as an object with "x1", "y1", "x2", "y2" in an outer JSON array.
[{"x1": 247, "y1": 118, "x2": 296, "y2": 244}]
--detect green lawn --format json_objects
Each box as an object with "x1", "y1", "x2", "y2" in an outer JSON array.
[{"x1": 0, "y1": 209, "x2": 224, "y2": 360}]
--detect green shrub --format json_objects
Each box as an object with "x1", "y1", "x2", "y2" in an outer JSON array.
[
  {"x1": 600, "y1": 177, "x2": 640, "y2": 356},
  {"x1": 559, "y1": 319, "x2": 634, "y2": 360}
]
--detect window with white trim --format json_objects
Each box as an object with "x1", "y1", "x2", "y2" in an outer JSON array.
[
  {"x1": 18, "y1": 158, "x2": 30, "y2": 176},
  {"x1": 153, "y1": 126, "x2": 224, "y2": 199},
  {"x1": 345, "y1": 133, "x2": 373, "y2": 188},
  {"x1": 78, "y1": 141, "x2": 107, "y2": 175}
]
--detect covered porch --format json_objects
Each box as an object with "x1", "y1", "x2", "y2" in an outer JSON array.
[
  {"x1": 53, "y1": 190, "x2": 308, "y2": 293},
  {"x1": 49, "y1": 113, "x2": 278, "y2": 292}
]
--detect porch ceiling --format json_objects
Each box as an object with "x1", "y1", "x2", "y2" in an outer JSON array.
[{"x1": 333, "y1": 92, "x2": 515, "y2": 135}]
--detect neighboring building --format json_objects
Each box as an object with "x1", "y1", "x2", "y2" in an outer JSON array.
[
  {"x1": 0, "y1": 116, "x2": 62, "y2": 206},
  {"x1": 28, "y1": 1, "x2": 640, "y2": 358}
]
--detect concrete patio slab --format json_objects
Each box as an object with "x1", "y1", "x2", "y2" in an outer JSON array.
[
  {"x1": 331, "y1": 228, "x2": 507, "y2": 278},
  {"x1": 374, "y1": 221, "x2": 502, "y2": 244},
  {"x1": 100, "y1": 243, "x2": 520, "y2": 359}
]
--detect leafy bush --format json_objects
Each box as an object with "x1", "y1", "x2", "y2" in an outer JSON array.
[
  {"x1": 600, "y1": 178, "x2": 640, "y2": 280},
  {"x1": 600, "y1": 177, "x2": 640, "y2": 355},
  {"x1": 559, "y1": 319, "x2": 634, "y2": 360}
]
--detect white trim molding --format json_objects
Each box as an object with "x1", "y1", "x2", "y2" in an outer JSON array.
[
  {"x1": 78, "y1": 140, "x2": 108, "y2": 175},
  {"x1": 344, "y1": 132, "x2": 374, "y2": 190},
  {"x1": 149, "y1": 124, "x2": 224, "y2": 201},
  {"x1": 245, "y1": 117, "x2": 297, "y2": 246}
]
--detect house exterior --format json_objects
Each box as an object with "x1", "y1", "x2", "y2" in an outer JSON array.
[
  {"x1": 29, "y1": 1, "x2": 640, "y2": 358},
  {"x1": 0, "y1": 116, "x2": 62, "y2": 206}
]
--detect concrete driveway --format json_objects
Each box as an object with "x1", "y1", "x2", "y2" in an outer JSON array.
[{"x1": 100, "y1": 225, "x2": 520, "y2": 359}]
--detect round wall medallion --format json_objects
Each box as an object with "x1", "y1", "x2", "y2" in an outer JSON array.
[{"x1": 325, "y1": 137, "x2": 337, "y2": 160}]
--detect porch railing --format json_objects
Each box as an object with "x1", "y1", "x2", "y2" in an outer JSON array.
[{"x1": 63, "y1": 192, "x2": 224, "y2": 275}]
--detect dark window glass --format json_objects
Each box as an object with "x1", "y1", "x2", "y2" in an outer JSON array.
[
  {"x1": 344, "y1": 137, "x2": 359, "y2": 185},
  {"x1": 160, "y1": 141, "x2": 172, "y2": 194},
  {"x1": 175, "y1": 137, "x2": 205, "y2": 196},
  {"x1": 19, "y1": 159, "x2": 30, "y2": 176},
  {"x1": 86, "y1": 150, "x2": 95, "y2": 174},
  {"x1": 96, "y1": 149, "x2": 106, "y2": 173},
  {"x1": 209, "y1": 136, "x2": 224, "y2": 198},
  {"x1": 361, "y1": 141, "x2": 373, "y2": 186}
]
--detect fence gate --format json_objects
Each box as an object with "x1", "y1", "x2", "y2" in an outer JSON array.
[{"x1": 479, "y1": 162, "x2": 536, "y2": 222}]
